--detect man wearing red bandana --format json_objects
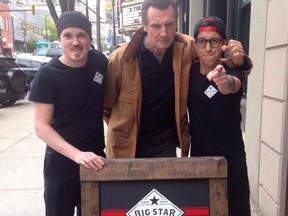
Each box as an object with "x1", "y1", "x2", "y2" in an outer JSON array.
[{"x1": 188, "y1": 16, "x2": 251, "y2": 216}]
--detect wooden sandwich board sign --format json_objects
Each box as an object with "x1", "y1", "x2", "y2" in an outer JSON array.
[{"x1": 80, "y1": 157, "x2": 228, "y2": 216}]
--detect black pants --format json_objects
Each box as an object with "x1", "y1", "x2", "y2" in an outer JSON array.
[
  {"x1": 44, "y1": 173, "x2": 81, "y2": 216},
  {"x1": 228, "y1": 162, "x2": 251, "y2": 216},
  {"x1": 135, "y1": 129, "x2": 178, "y2": 158}
]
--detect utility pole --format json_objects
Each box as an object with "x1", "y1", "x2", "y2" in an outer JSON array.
[
  {"x1": 112, "y1": 0, "x2": 116, "y2": 46},
  {"x1": 96, "y1": 0, "x2": 102, "y2": 51},
  {"x1": 86, "y1": 0, "x2": 89, "y2": 19},
  {"x1": 45, "y1": 15, "x2": 48, "y2": 42},
  {"x1": 21, "y1": 13, "x2": 28, "y2": 53}
]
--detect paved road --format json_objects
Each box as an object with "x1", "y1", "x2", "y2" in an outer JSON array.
[{"x1": 0, "y1": 98, "x2": 262, "y2": 215}]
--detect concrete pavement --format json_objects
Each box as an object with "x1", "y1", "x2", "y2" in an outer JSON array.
[
  {"x1": 0, "y1": 99, "x2": 45, "y2": 215},
  {"x1": 0, "y1": 98, "x2": 262, "y2": 215}
]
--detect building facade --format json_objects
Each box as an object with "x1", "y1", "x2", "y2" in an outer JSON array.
[
  {"x1": 246, "y1": 0, "x2": 288, "y2": 215},
  {"x1": 0, "y1": 2, "x2": 13, "y2": 56}
]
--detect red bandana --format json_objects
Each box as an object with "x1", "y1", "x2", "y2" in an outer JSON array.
[{"x1": 198, "y1": 26, "x2": 217, "y2": 33}]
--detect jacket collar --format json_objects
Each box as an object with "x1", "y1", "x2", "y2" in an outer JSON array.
[{"x1": 122, "y1": 27, "x2": 188, "y2": 61}]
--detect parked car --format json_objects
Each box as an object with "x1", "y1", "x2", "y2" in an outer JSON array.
[
  {"x1": 34, "y1": 47, "x2": 63, "y2": 58},
  {"x1": 0, "y1": 56, "x2": 28, "y2": 107},
  {"x1": 16, "y1": 54, "x2": 52, "y2": 63},
  {"x1": 14, "y1": 52, "x2": 34, "y2": 59},
  {"x1": 16, "y1": 56, "x2": 51, "y2": 89}
]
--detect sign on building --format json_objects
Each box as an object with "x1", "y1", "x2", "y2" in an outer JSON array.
[{"x1": 119, "y1": 0, "x2": 143, "y2": 34}]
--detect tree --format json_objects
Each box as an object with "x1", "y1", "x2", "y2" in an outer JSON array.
[
  {"x1": 26, "y1": 37, "x2": 37, "y2": 53},
  {"x1": 43, "y1": 15, "x2": 58, "y2": 42},
  {"x1": 46, "y1": 0, "x2": 76, "y2": 24},
  {"x1": 45, "y1": 0, "x2": 102, "y2": 50}
]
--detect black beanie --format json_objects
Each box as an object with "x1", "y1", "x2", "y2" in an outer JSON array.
[{"x1": 56, "y1": 11, "x2": 92, "y2": 39}]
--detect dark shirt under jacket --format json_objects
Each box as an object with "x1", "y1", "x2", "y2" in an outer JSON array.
[{"x1": 136, "y1": 44, "x2": 178, "y2": 158}]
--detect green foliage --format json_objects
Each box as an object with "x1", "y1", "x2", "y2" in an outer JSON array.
[
  {"x1": 42, "y1": 15, "x2": 58, "y2": 41},
  {"x1": 26, "y1": 37, "x2": 37, "y2": 52}
]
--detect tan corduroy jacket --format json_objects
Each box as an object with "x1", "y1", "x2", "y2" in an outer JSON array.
[{"x1": 104, "y1": 27, "x2": 196, "y2": 158}]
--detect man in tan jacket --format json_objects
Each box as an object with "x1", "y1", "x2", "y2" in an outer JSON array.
[{"x1": 104, "y1": 0, "x2": 251, "y2": 159}]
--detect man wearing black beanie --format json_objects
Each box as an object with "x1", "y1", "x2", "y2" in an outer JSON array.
[{"x1": 29, "y1": 10, "x2": 108, "y2": 216}]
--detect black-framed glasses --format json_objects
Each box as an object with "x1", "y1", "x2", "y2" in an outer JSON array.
[{"x1": 195, "y1": 38, "x2": 223, "y2": 48}]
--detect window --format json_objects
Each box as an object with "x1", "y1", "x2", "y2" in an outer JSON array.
[
  {"x1": 17, "y1": 59, "x2": 31, "y2": 68},
  {"x1": 4, "y1": 17, "x2": 9, "y2": 31},
  {"x1": 238, "y1": 1, "x2": 251, "y2": 99},
  {"x1": 0, "y1": 16, "x2": 2, "y2": 30},
  {"x1": 31, "y1": 61, "x2": 43, "y2": 69}
]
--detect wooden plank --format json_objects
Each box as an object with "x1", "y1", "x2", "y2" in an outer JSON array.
[
  {"x1": 81, "y1": 182, "x2": 99, "y2": 216},
  {"x1": 80, "y1": 157, "x2": 227, "y2": 181},
  {"x1": 210, "y1": 178, "x2": 229, "y2": 216}
]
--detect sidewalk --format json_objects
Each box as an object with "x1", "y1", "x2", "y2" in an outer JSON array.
[
  {"x1": 0, "y1": 99, "x2": 262, "y2": 215},
  {"x1": 0, "y1": 133, "x2": 45, "y2": 215},
  {"x1": 0, "y1": 100, "x2": 45, "y2": 215}
]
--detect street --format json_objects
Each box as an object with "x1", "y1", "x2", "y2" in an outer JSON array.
[{"x1": 0, "y1": 97, "x2": 45, "y2": 215}]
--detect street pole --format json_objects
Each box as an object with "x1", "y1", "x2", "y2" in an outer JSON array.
[
  {"x1": 45, "y1": 15, "x2": 48, "y2": 42},
  {"x1": 112, "y1": 0, "x2": 116, "y2": 46},
  {"x1": 86, "y1": 0, "x2": 89, "y2": 19},
  {"x1": 96, "y1": 0, "x2": 102, "y2": 51},
  {"x1": 23, "y1": 13, "x2": 28, "y2": 53}
]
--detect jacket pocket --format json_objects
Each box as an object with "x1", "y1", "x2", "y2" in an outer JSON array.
[
  {"x1": 107, "y1": 134, "x2": 134, "y2": 158},
  {"x1": 109, "y1": 93, "x2": 136, "y2": 138}
]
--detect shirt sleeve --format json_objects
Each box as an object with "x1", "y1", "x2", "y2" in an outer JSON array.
[{"x1": 28, "y1": 66, "x2": 57, "y2": 104}]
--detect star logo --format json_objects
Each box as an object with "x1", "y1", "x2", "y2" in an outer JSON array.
[
  {"x1": 150, "y1": 196, "x2": 159, "y2": 205},
  {"x1": 126, "y1": 189, "x2": 184, "y2": 216}
]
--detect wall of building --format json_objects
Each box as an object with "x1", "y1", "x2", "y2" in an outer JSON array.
[
  {"x1": 188, "y1": 0, "x2": 203, "y2": 36},
  {"x1": 0, "y1": 2, "x2": 13, "y2": 56},
  {"x1": 245, "y1": 0, "x2": 266, "y2": 205},
  {"x1": 246, "y1": 0, "x2": 288, "y2": 215},
  {"x1": 177, "y1": 0, "x2": 203, "y2": 36}
]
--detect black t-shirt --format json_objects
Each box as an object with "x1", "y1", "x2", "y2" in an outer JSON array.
[
  {"x1": 29, "y1": 50, "x2": 107, "y2": 174},
  {"x1": 188, "y1": 62, "x2": 246, "y2": 164}
]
